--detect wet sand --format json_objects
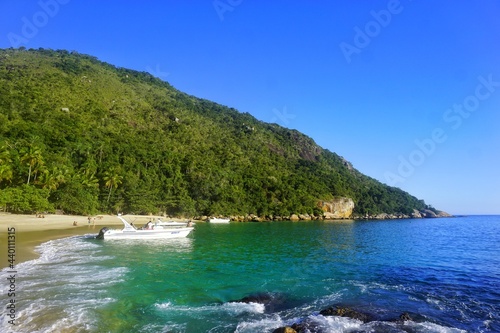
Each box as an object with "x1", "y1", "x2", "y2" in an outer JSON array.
[{"x1": 0, "y1": 213, "x2": 183, "y2": 269}]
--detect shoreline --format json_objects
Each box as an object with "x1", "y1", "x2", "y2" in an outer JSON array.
[{"x1": 0, "y1": 213, "x2": 187, "y2": 269}]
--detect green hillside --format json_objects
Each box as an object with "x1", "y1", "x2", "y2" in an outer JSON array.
[{"x1": 0, "y1": 48, "x2": 435, "y2": 217}]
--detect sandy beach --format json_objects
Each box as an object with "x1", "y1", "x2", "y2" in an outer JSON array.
[{"x1": 0, "y1": 213, "x2": 185, "y2": 269}]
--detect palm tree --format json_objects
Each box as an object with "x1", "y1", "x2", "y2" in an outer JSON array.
[
  {"x1": 79, "y1": 171, "x2": 99, "y2": 189},
  {"x1": 79, "y1": 157, "x2": 99, "y2": 188},
  {"x1": 39, "y1": 166, "x2": 68, "y2": 191},
  {"x1": 20, "y1": 144, "x2": 44, "y2": 185},
  {"x1": 103, "y1": 168, "x2": 123, "y2": 203},
  {"x1": 0, "y1": 146, "x2": 13, "y2": 185},
  {"x1": 0, "y1": 146, "x2": 11, "y2": 164},
  {"x1": 0, "y1": 164, "x2": 13, "y2": 185}
]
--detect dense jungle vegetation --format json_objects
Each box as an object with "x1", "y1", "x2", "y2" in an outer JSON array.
[{"x1": 0, "y1": 48, "x2": 432, "y2": 216}]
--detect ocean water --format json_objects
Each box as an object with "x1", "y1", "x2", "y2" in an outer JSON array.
[{"x1": 2, "y1": 216, "x2": 499, "y2": 332}]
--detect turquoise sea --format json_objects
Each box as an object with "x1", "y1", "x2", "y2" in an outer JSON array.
[{"x1": 2, "y1": 215, "x2": 499, "y2": 332}]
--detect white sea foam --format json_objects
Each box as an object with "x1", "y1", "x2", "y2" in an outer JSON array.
[
  {"x1": 350, "y1": 279, "x2": 408, "y2": 295},
  {"x1": 401, "y1": 320, "x2": 467, "y2": 333},
  {"x1": 234, "y1": 314, "x2": 285, "y2": 333},
  {"x1": 426, "y1": 296, "x2": 444, "y2": 307},
  {"x1": 232, "y1": 312, "x2": 467, "y2": 333},
  {"x1": 136, "y1": 322, "x2": 188, "y2": 333},
  {"x1": 233, "y1": 313, "x2": 364, "y2": 333},
  {"x1": 311, "y1": 291, "x2": 343, "y2": 308},
  {"x1": 307, "y1": 314, "x2": 361, "y2": 331},
  {"x1": 155, "y1": 301, "x2": 172, "y2": 309},
  {"x1": 220, "y1": 302, "x2": 266, "y2": 315},
  {"x1": 154, "y1": 301, "x2": 265, "y2": 315},
  {"x1": 0, "y1": 235, "x2": 126, "y2": 333}
]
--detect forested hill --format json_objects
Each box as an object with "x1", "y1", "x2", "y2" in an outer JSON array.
[{"x1": 0, "y1": 48, "x2": 437, "y2": 217}]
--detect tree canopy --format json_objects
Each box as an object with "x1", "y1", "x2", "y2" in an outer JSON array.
[{"x1": 0, "y1": 48, "x2": 432, "y2": 216}]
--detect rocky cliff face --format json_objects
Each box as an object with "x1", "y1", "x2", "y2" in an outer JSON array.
[
  {"x1": 318, "y1": 197, "x2": 355, "y2": 219},
  {"x1": 356, "y1": 208, "x2": 452, "y2": 220}
]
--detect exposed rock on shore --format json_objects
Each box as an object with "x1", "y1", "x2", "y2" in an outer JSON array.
[
  {"x1": 318, "y1": 197, "x2": 354, "y2": 219},
  {"x1": 192, "y1": 197, "x2": 452, "y2": 222},
  {"x1": 353, "y1": 209, "x2": 452, "y2": 220}
]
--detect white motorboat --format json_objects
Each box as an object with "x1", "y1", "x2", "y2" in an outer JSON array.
[
  {"x1": 208, "y1": 217, "x2": 230, "y2": 223},
  {"x1": 96, "y1": 216, "x2": 194, "y2": 240}
]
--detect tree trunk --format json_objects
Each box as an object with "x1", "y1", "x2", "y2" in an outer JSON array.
[
  {"x1": 27, "y1": 165, "x2": 32, "y2": 185},
  {"x1": 107, "y1": 185, "x2": 113, "y2": 203}
]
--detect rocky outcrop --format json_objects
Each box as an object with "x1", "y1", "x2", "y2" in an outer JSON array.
[
  {"x1": 229, "y1": 293, "x2": 276, "y2": 305},
  {"x1": 273, "y1": 304, "x2": 418, "y2": 333},
  {"x1": 352, "y1": 209, "x2": 453, "y2": 220},
  {"x1": 436, "y1": 210, "x2": 452, "y2": 217},
  {"x1": 420, "y1": 209, "x2": 452, "y2": 218},
  {"x1": 318, "y1": 197, "x2": 354, "y2": 219},
  {"x1": 228, "y1": 292, "x2": 289, "y2": 313},
  {"x1": 319, "y1": 305, "x2": 373, "y2": 323},
  {"x1": 411, "y1": 209, "x2": 422, "y2": 218},
  {"x1": 416, "y1": 209, "x2": 452, "y2": 218},
  {"x1": 298, "y1": 214, "x2": 311, "y2": 221},
  {"x1": 205, "y1": 206, "x2": 451, "y2": 223},
  {"x1": 420, "y1": 209, "x2": 438, "y2": 218},
  {"x1": 341, "y1": 156, "x2": 354, "y2": 171}
]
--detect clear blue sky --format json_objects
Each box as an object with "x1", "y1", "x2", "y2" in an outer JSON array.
[{"x1": 1, "y1": 1, "x2": 499, "y2": 215}]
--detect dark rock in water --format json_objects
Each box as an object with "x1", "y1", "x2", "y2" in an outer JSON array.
[
  {"x1": 386, "y1": 311, "x2": 415, "y2": 323},
  {"x1": 229, "y1": 292, "x2": 276, "y2": 305},
  {"x1": 228, "y1": 292, "x2": 292, "y2": 312},
  {"x1": 399, "y1": 312, "x2": 412, "y2": 321},
  {"x1": 95, "y1": 227, "x2": 109, "y2": 240},
  {"x1": 274, "y1": 304, "x2": 419, "y2": 333},
  {"x1": 290, "y1": 322, "x2": 313, "y2": 333},
  {"x1": 272, "y1": 327, "x2": 297, "y2": 333},
  {"x1": 290, "y1": 319, "x2": 327, "y2": 333},
  {"x1": 319, "y1": 305, "x2": 373, "y2": 323}
]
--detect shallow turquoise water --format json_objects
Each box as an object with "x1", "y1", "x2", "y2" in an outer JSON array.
[{"x1": 2, "y1": 216, "x2": 499, "y2": 332}]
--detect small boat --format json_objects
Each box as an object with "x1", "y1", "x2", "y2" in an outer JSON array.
[
  {"x1": 208, "y1": 217, "x2": 230, "y2": 223},
  {"x1": 96, "y1": 216, "x2": 194, "y2": 240}
]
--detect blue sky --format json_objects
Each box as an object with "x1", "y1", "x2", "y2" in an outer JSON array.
[{"x1": 1, "y1": 1, "x2": 499, "y2": 214}]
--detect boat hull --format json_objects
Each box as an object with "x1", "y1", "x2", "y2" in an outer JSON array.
[
  {"x1": 101, "y1": 227, "x2": 194, "y2": 240},
  {"x1": 96, "y1": 215, "x2": 194, "y2": 240}
]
